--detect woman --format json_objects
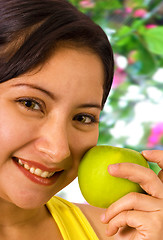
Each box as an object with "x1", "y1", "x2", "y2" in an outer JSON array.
[{"x1": 0, "y1": 0, "x2": 163, "y2": 239}]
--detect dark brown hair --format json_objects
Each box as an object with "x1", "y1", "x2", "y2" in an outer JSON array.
[{"x1": 0, "y1": 0, "x2": 114, "y2": 107}]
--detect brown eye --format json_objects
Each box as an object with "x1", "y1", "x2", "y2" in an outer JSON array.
[
  {"x1": 16, "y1": 98, "x2": 43, "y2": 112},
  {"x1": 76, "y1": 115, "x2": 91, "y2": 123},
  {"x1": 73, "y1": 113, "x2": 98, "y2": 124},
  {"x1": 22, "y1": 100, "x2": 40, "y2": 110}
]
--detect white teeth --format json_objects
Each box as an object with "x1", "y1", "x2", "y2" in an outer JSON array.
[
  {"x1": 16, "y1": 158, "x2": 55, "y2": 178},
  {"x1": 18, "y1": 159, "x2": 23, "y2": 166},
  {"x1": 35, "y1": 168, "x2": 43, "y2": 176},
  {"x1": 41, "y1": 171, "x2": 49, "y2": 178},
  {"x1": 24, "y1": 164, "x2": 30, "y2": 170},
  {"x1": 29, "y1": 167, "x2": 35, "y2": 174}
]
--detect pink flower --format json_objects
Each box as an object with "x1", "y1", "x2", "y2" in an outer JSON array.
[
  {"x1": 79, "y1": 0, "x2": 95, "y2": 8},
  {"x1": 125, "y1": 8, "x2": 132, "y2": 14},
  {"x1": 112, "y1": 68, "x2": 127, "y2": 88},
  {"x1": 147, "y1": 123, "x2": 163, "y2": 147},
  {"x1": 146, "y1": 24, "x2": 157, "y2": 29},
  {"x1": 133, "y1": 9, "x2": 147, "y2": 18}
]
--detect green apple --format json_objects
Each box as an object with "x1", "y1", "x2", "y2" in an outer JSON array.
[{"x1": 78, "y1": 145, "x2": 149, "y2": 208}]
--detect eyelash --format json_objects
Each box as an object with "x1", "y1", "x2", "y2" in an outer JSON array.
[
  {"x1": 15, "y1": 98, "x2": 99, "y2": 125},
  {"x1": 73, "y1": 113, "x2": 99, "y2": 125},
  {"x1": 15, "y1": 97, "x2": 44, "y2": 113}
]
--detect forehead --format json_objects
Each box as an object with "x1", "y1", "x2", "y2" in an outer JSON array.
[
  {"x1": 43, "y1": 45, "x2": 104, "y2": 83},
  {"x1": 23, "y1": 45, "x2": 103, "y2": 87},
  {"x1": 1, "y1": 46, "x2": 104, "y2": 107}
]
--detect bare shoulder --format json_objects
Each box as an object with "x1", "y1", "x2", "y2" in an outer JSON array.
[{"x1": 75, "y1": 203, "x2": 114, "y2": 240}]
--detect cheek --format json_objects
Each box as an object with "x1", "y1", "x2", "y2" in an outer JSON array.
[
  {"x1": 0, "y1": 107, "x2": 36, "y2": 155},
  {"x1": 70, "y1": 127, "x2": 99, "y2": 165}
]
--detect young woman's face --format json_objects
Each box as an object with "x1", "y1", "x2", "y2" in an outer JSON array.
[{"x1": 0, "y1": 46, "x2": 104, "y2": 209}]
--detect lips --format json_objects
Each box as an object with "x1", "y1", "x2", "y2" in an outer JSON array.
[{"x1": 12, "y1": 156, "x2": 64, "y2": 186}]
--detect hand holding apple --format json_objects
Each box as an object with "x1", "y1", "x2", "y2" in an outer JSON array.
[
  {"x1": 100, "y1": 150, "x2": 163, "y2": 239},
  {"x1": 78, "y1": 145, "x2": 149, "y2": 208}
]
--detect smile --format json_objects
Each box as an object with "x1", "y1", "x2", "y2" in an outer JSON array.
[
  {"x1": 12, "y1": 156, "x2": 64, "y2": 186},
  {"x1": 13, "y1": 157, "x2": 56, "y2": 179}
]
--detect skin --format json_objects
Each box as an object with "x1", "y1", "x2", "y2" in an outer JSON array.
[
  {"x1": 0, "y1": 45, "x2": 163, "y2": 239},
  {"x1": 99, "y1": 150, "x2": 163, "y2": 239},
  {"x1": 0, "y1": 46, "x2": 104, "y2": 239}
]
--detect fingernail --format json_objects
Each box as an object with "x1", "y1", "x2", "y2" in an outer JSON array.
[
  {"x1": 142, "y1": 150, "x2": 152, "y2": 157},
  {"x1": 100, "y1": 213, "x2": 106, "y2": 222},
  {"x1": 108, "y1": 164, "x2": 119, "y2": 174}
]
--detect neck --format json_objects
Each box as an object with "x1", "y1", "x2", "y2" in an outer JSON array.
[{"x1": 0, "y1": 197, "x2": 47, "y2": 227}]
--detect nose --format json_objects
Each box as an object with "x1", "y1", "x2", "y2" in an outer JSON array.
[{"x1": 34, "y1": 117, "x2": 71, "y2": 163}]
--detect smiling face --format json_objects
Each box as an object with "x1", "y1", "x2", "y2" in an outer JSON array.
[{"x1": 0, "y1": 46, "x2": 104, "y2": 209}]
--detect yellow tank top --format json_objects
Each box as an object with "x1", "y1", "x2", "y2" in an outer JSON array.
[{"x1": 46, "y1": 196, "x2": 99, "y2": 240}]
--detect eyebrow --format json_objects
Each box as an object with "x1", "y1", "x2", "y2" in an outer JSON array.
[
  {"x1": 11, "y1": 83, "x2": 102, "y2": 110},
  {"x1": 78, "y1": 103, "x2": 102, "y2": 110},
  {"x1": 11, "y1": 83, "x2": 55, "y2": 100}
]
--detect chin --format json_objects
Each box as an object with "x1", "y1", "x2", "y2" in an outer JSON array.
[{"x1": 5, "y1": 190, "x2": 54, "y2": 210}]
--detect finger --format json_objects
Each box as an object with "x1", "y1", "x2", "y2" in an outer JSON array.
[
  {"x1": 142, "y1": 150, "x2": 163, "y2": 169},
  {"x1": 106, "y1": 210, "x2": 155, "y2": 237},
  {"x1": 108, "y1": 162, "x2": 163, "y2": 198},
  {"x1": 158, "y1": 170, "x2": 163, "y2": 182},
  {"x1": 101, "y1": 192, "x2": 161, "y2": 224},
  {"x1": 114, "y1": 226, "x2": 137, "y2": 240}
]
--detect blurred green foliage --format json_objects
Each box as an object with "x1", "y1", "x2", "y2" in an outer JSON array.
[{"x1": 69, "y1": 0, "x2": 163, "y2": 156}]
